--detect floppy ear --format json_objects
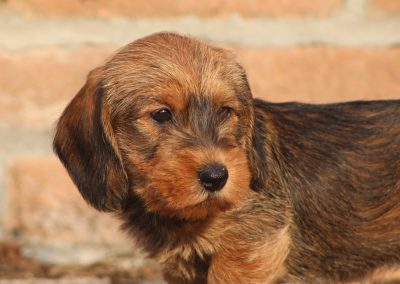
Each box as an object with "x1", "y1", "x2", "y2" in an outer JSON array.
[
  {"x1": 231, "y1": 63, "x2": 267, "y2": 193},
  {"x1": 53, "y1": 67, "x2": 128, "y2": 211},
  {"x1": 248, "y1": 108, "x2": 268, "y2": 193}
]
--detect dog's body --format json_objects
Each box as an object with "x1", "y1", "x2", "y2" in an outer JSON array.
[{"x1": 53, "y1": 32, "x2": 400, "y2": 283}]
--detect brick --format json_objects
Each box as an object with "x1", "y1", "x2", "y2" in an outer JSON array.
[
  {"x1": 4, "y1": 0, "x2": 343, "y2": 18},
  {"x1": 235, "y1": 47, "x2": 400, "y2": 103},
  {"x1": 2, "y1": 46, "x2": 400, "y2": 129},
  {"x1": 5, "y1": 157, "x2": 128, "y2": 247},
  {"x1": 0, "y1": 48, "x2": 113, "y2": 128},
  {"x1": 369, "y1": 0, "x2": 400, "y2": 16}
]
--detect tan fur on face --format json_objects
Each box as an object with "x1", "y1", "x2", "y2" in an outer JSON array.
[
  {"x1": 102, "y1": 33, "x2": 253, "y2": 221},
  {"x1": 136, "y1": 147, "x2": 250, "y2": 220}
]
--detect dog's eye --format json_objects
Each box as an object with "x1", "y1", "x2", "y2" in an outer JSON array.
[
  {"x1": 220, "y1": 107, "x2": 234, "y2": 120},
  {"x1": 152, "y1": 108, "x2": 172, "y2": 124}
]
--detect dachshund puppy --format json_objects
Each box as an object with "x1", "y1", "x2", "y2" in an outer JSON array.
[{"x1": 53, "y1": 32, "x2": 400, "y2": 283}]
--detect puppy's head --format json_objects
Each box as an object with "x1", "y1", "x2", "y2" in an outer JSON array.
[{"x1": 54, "y1": 32, "x2": 255, "y2": 220}]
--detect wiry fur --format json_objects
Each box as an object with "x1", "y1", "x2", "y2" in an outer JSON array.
[{"x1": 54, "y1": 32, "x2": 400, "y2": 283}]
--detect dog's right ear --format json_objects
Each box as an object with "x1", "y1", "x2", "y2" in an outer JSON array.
[{"x1": 53, "y1": 67, "x2": 128, "y2": 211}]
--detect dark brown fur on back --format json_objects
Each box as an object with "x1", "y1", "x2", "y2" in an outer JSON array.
[{"x1": 53, "y1": 32, "x2": 400, "y2": 283}]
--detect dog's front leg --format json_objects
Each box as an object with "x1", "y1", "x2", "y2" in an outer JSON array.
[
  {"x1": 164, "y1": 271, "x2": 208, "y2": 284},
  {"x1": 208, "y1": 227, "x2": 290, "y2": 284},
  {"x1": 161, "y1": 252, "x2": 210, "y2": 284}
]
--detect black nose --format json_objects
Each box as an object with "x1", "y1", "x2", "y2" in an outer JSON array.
[{"x1": 198, "y1": 164, "x2": 228, "y2": 192}]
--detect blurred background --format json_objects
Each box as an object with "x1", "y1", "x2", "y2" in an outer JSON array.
[{"x1": 0, "y1": 0, "x2": 400, "y2": 283}]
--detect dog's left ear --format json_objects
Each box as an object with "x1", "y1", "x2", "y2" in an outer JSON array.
[
  {"x1": 248, "y1": 109, "x2": 268, "y2": 192},
  {"x1": 236, "y1": 69, "x2": 267, "y2": 193},
  {"x1": 53, "y1": 67, "x2": 128, "y2": 211}
]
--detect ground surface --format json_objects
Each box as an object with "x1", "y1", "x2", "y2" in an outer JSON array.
[
  {"x1": 2, "y1": 242, "x2": 400, "y2": 284},
  {"x1": 0, "y1": 242, "x2": 164, "y2": 284}
]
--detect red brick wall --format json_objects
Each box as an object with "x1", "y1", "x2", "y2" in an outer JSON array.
[
  {"x1": 369, "y1": 0, "x2": 400, "y2": 16},
  {"x1": 0, "y1": 0, "x2": 399, "y2": 272},
  {"x1": 6, "y1": 0, "x2": 343, "y2": 17}
]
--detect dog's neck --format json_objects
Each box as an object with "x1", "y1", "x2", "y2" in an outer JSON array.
[{"x1": 119, "y1": 194, "x2": 215, "y2": 252}]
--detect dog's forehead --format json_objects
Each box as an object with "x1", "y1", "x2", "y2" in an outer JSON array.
[
  {"x1": 105, "y1": 33, "x2": 244, "y2": 111},
  {"x1": 115, "y1": 76, "x2": 240, "y2": 114},
  {"x1": 155, "y1": 79, "x2": 240, "y2": 111},
  {"x1": 107, "y1": 33, "x2": 243, "y2": 81}
]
